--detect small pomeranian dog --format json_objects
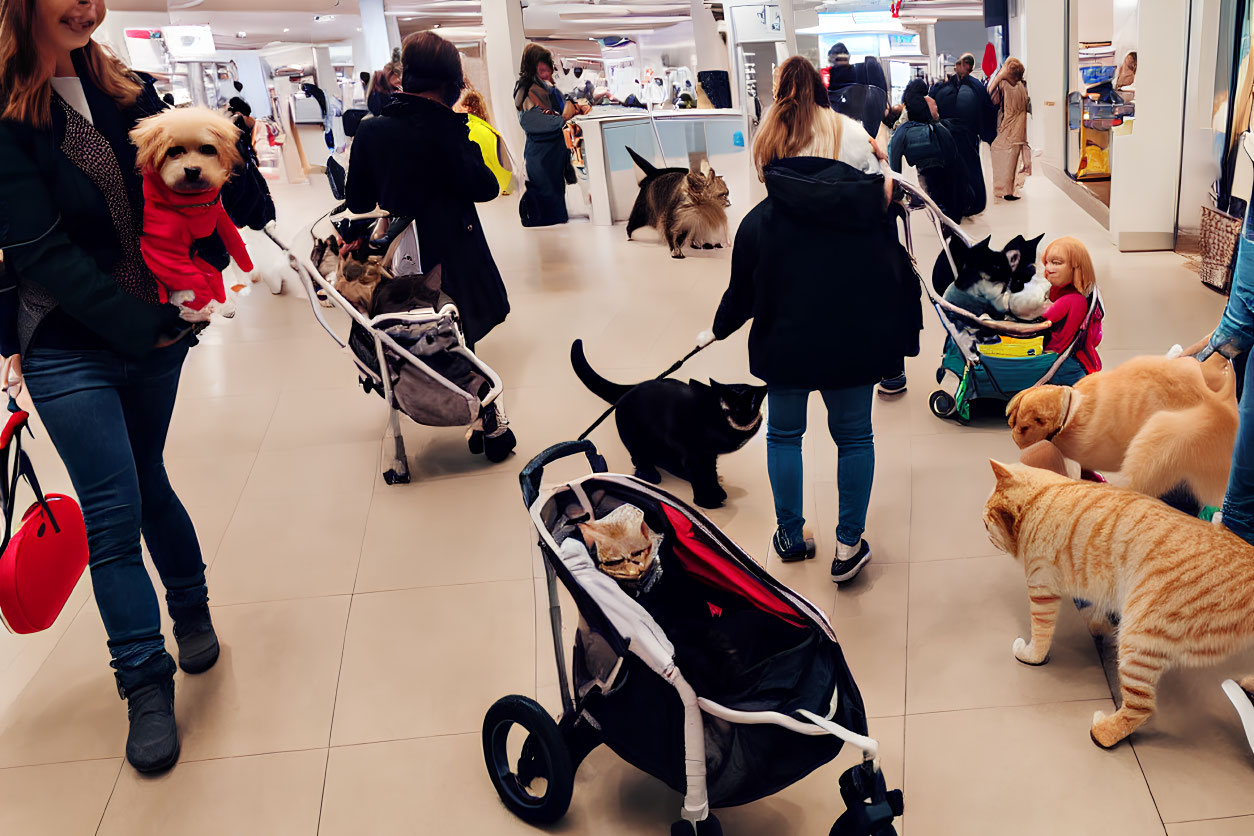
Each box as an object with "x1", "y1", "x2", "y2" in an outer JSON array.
[
  {"x1": 130, "y1": 106, "x2": 253, "y2": 320},
  {"x1": 625, "y1": 147, "x2": 730, "y2": 259}
]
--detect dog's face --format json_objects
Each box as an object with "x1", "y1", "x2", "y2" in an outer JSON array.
[
  {"x1": 1006, "y1": 386, "x2": 1072, "y2": 448},
  {"x1": 130, "y1": 106, "x2": 241, "y2": 194}
]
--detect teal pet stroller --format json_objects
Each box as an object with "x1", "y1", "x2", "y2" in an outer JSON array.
[{"x1": 895, "y1": 181, "x2": 1103, "y2": 423}]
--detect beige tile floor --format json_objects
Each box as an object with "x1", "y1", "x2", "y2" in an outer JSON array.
[{"x1": 1, "y1": 167, "x2": 1251, "y2": 836}]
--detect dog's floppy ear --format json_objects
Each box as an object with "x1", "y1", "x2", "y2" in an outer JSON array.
[
  {"x1": 203, "y1": 111, "x2": 244, "y2": 171},
  {"x1": 129, "y1": 113, "x2": 172, "y2": 174},
  {"x1": 1006, "y1": 389, "x2": 1027, "y2": 427}
]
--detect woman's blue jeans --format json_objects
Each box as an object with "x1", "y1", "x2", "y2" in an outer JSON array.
[
  {"x1": 22, "y1": 338, "x2": 206, "y2": 685},
  {"x1": 1223, "y1": 353, "x2": 1254, "y2": 545},
  {"x1": 766, "y1": 386, "x2": 875, "y2": 547}
]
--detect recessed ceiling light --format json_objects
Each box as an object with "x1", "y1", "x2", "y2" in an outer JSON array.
[
  {"x1": 283, "y1": 27, "x2": 290, "y2": 32},
  {"x1": 356, "y1": 27, "x2": 362, "y2": 31},
  {"x1": 401, "y1": 16, "x2": 414, "y2": 21},
  {"x1": 236, "y1": 31, "x2": 247, "y2": 38},
  {"x1": 433, "y1": 23, "x2": 441, "y2": 28}
]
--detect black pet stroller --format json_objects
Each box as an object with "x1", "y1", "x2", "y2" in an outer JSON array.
[
  {"x1": 894, "y1": 180, "x2": 1104, "y2": 423},
  {"x1": 482, "y1": 440, "x2": 902, "y2": 835},
  {"x1": 266, "y1": 210, "x2": 509, "y2": 484}
]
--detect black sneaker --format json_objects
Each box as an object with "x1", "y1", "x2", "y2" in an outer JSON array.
[
  {"x1": 122, "y1": 678, "x2": 180, "y2": 773},
  {"x1": 771, "y1": 527, "x2": 816, "y2": 563},
  {"x1": 832, "y1": 540, "x2": 872, "y2": 583},
  {"x1": 876, "y1": 374, "x2": 907, "y2": 397}
]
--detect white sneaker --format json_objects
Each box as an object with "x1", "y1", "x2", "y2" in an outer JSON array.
[{"x1": 1222, "y1": 679, "x2": 1254, "y2": 757}]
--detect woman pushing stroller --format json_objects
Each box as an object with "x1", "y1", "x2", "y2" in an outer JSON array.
[
  {"x1": 703, "y1": 57, "x2": 921, "y2": 581},
  {"x1": 346, "y1": 30, "x2": 515, "y2": 459}
]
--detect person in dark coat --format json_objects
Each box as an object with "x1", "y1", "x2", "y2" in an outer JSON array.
[
  {"x1": 346, "y1": 30, "x2": 515, "y2": 458},
  {"x1": 706, "y1": 57, "x2": 921, "y2": 582},
  {"x1": 0, "y1": 0, "x2": 221, "y2": 775},
  {"x1": 514, "y1": 43, "x2": 588, "y2": 226},
  {"x1": 347, "y1": 33, "x2": 509, "y2": 347},
  {"x1": 888, "y1": 79, "x2": 969, "y2": 220},
  {"x1": 828, "y1": 50, "x2": 889, "y2": 139},
  {"x1": 929, "y1": 53, "x2": 997, "y2": 216}
]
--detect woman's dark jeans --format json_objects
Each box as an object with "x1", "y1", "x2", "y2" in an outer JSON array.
[
  {"x1": 1223, "y1": 352, "x2": 1254, "y2": 544},
  {"x1": 22, "y1": 338, "x2": 206, "y2": 690}
]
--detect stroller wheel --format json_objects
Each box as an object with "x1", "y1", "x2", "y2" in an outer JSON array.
[
  {"x1": 929, "y1": 390, "x2": 957, "y2": 419},
  {"x1": 482, "y1": 695, "x2": 574, "y2": 825},
  {"x1": 671, "y1": 815, "x2": 722, "y2": 836},
  {"x1": 484, "y1": 427, "x2": 517, "y2": 464}
]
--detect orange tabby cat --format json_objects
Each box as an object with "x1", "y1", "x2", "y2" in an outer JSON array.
[{"x1": 983, "y1": 460, "x2": 1254, "y2": 748}]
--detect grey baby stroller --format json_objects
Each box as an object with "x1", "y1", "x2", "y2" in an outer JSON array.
[
  {"x1": 268, "y1": 209, "x2": 515, "y2": 483},
  {"x1": 482, "y1": 441, "x2": 902, "y2": 835}
]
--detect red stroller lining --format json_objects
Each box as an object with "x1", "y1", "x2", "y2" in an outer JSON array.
[{"x1": 661, "y1": 505, "x2": 806, "y2": 629}]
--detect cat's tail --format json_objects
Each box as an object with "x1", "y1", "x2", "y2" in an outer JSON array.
[
  {"x1": 626, "y1": 146, "x2": 659, "y2": 182},
  {"x1": 571, "y1": 340, "x2": 635, "y2": 404}
]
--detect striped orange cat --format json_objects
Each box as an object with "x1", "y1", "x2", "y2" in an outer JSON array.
[{"x1": 983, "y1": 460, "x2": 1254, "y2": 749}]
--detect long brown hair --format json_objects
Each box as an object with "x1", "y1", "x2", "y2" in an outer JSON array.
[
  {"x1": 1043, "y1": 236, "x2": 1098, "y2": 295},
  {"x1": 752, "y1": 56, "x2": 829, "y2": 178},
  {"x1": 1003, "y1": 57, "x2": 1026, "y2": 84},
  {"x1": 0, "y1": 0, "x2": 141, "y2": 127}
]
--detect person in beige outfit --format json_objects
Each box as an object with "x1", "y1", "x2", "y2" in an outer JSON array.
[{"x1": 990, "y1": 57, "x2": 1031, "y2": 200}]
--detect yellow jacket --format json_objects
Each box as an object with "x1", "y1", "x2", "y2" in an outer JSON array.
[{"x1": 467, "y1": 114, "x2": 513, "y2": 195}]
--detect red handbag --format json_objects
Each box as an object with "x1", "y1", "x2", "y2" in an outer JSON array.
[{"x1": 0, "y1": 408, "x2": 89, "y2": 634}]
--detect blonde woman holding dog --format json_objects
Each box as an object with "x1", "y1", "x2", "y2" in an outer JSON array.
[
  {"x1": 0, "y1": 0, "x2": 217, "y2": 773},
  {"x1": 706, "y1": 56, "x2": 920, "y2": 582}
]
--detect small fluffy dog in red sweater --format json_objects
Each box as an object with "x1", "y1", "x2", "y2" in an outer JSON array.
[{"x1": 130, "y1": 107, "x2": 253, "y2": 321}]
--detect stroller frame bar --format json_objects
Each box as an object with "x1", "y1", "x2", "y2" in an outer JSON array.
[{"x1": 527, "y1": 465, "x2": 879, "y2": 826}]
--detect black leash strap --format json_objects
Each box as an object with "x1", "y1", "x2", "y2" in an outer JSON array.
[{"x1": 576, "y1": 343, "x2": 709, "y2": 441}]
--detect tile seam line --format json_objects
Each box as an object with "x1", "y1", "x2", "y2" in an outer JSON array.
[{"x1": 92, "y1": 757, "x2": 125, "y2": 836}]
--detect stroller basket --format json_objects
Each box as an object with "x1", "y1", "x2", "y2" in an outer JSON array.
[
  {"x1": 481, "y1": 441, "x2": 902, "y2": 835},
  {"x1": 267, "y1": 211, "x2": 504, "y2": 483},
  {"x1": 895, "y1": 180, "x2": 1103, "y2": 422}
]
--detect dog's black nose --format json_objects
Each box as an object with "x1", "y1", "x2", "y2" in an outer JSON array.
[{"x1": 184, "y1": 167, "x2": 201, "y2": 181}]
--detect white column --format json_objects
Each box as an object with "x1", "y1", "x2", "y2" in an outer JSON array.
[
  {"x1": 692, "y1": 0, "x2": 729, "y2": 71},
  {"x1": 779, "y1": 0, "x2": 798, "y2": 58},
  {"x1": 1108, "y1": 0, "x2": 1190, "y2": 251},
  {"x1": 386, "y1": 15, "x2": 403, "y2": 56},
  {"x1": 357, "y1": 0, "x2": 392, "y2": 73},
  {"x1": 483, "y1": 0, "x2": 526, "y2": 163},
  {"x1": 312, "y1": 45, "x2": 336, "y2": 93}
]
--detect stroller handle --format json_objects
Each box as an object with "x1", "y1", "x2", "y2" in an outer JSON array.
[{"x1": 520, "y1": 440, "x2": 608, "y2": 508}]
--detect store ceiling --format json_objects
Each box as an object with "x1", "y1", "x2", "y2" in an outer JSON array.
[{"x1": 120, "y1": 0, "x2": 986, "y2": 53}]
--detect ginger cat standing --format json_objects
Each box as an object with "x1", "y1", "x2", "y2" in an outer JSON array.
[{"x1": 983, "y1": 460, "x2": 1254, "y2": 748}]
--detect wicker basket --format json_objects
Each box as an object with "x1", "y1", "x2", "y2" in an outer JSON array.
[{"x1": 1200, "y1": 205, "x2": 1242, "y2": 294}]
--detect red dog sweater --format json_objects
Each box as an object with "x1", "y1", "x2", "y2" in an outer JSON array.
[{"x1": 139, "y1": 176, "x2": 254, "y2": 311}]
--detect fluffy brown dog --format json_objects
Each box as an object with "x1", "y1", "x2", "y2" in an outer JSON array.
[
  {"x1": 130, "y1": 106, "x2": 252, "y2": 319},
  {"x1": 1005, "y1": 355, "x2": 1237, "y2": 506}
]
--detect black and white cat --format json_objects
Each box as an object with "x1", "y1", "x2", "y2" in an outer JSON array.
[
  {"x1": 933, "y1": 232, "x2": 1047, "y2": 320},
  {"x1": 570, "y1": 340, "x2": 766, "y2": 508}
]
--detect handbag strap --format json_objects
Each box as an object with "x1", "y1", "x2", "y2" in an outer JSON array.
[{"x1": 0, "y1": 409, "x2": 55, "y2": 553}]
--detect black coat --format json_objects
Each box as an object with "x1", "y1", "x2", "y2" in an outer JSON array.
[
  {"x1": 929, "y1": 75, "x2": 997, "y2": 144},
  {"x1": 346, "y1": 94, "x2": 509, "y2": 345},
  {"x1": 0, "y1": 53, "x2": 183, "y2": 358},
  {"x1": 712, "y1": 158, "x2": 921, "y2": 390}
]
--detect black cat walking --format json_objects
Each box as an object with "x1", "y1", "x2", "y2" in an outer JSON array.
[{"x1": 570, "y1": 340, "x2": 765, "y2": 508}]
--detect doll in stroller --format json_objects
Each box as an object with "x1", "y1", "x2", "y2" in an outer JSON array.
[{"x1": 894, "y1": 181, "x2": 1103, "y2": 423}]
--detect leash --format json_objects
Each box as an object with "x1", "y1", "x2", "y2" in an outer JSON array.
[{"x1": 576, "y1": 341, "x2": 712, "y2": 441}]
